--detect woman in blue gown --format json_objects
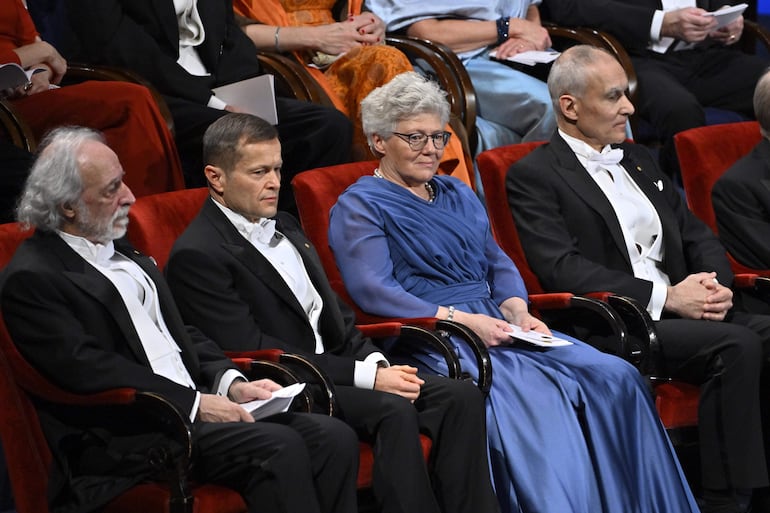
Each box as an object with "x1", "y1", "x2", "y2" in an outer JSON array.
[{"x1": 327, "y1": 72, "x2": 699, "y2": 513}]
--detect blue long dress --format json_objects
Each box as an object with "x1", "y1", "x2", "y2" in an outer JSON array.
[{"x1": 328, "y1": 174, "x2": 699, "y2": 513}]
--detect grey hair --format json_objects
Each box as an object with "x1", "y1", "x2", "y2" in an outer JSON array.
[
  {"x1": 547, "y1": 45, "x2": 617, "y2": 113},
  {"x1": 754, "y1": 68, "x2": 770, "y2": 138},
  {"x1": 360, "y1": 71, "x2": 450, "y2": 153},
  {"x1": 203, "y1": 113, "x2": 279, "y2": 172},
  {"x1": 16, "y1": 126, "x2": 104, "y2": 231}
]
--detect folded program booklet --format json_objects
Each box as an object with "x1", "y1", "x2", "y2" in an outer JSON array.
[
  {"x1": 507, "y1": 324, "x2": 573, "y2": 348},
  {"x1": 241, "y1": 382, "x2": 306, "y2": 421},
  {"x1": 704, "y1": 3, "x2": 748, "y2": 29},
  {"x1": 212, "y1": 74, "x2": 278, "y2": 125}
]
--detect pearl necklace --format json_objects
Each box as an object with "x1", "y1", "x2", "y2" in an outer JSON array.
[{"x1": 373, "y1": 168, "x2": 435, "y2": 203}]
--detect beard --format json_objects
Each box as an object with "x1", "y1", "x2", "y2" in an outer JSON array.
[{"x1": 76, "y1": 203, "x2": 131, "y2": 244}]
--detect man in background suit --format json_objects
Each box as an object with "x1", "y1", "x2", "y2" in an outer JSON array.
[
  {"x1": 541, "y1": 0, "x2": 767, "y2": 179},
  {"x1": 55, "y1": 0, "x2": 351, "y2": 213},
  {"x1": 0, "y1": 126, "x2": 358, "y2": 513},
  {"x1": 713, "y1": 70, "x2": 770, "y2": 270},
  {"x1": 507, "y1": 45, "x2": 770, "y2": 513},
  {"x1": 165, "y1": 113, "x2": 500, "y2": 513}
]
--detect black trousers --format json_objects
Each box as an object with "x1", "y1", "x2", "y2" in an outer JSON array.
[
  {"x1": 632, "y1": 47, "x2": 767, "y2": 177},
  {"x1": 656, "y1": 311, "x2": 770, "y2": 490},
  {"x1": 192, "y1": 411, "x2": 359, "y2": 513},
  {"x1": 335, "y1": 375, "x2": 500, "y2": 513},
  {"x1": 163, "y1": 95, "x2": 353, "y2": 215}
]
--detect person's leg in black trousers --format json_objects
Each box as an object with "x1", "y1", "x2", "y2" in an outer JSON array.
[
  {"x1": 192, "y1": 412, "x2": 359, "y2": 513},
  {"x1": 334, "y1": 377, "x2": 499, "y2": 513},
  {"x1": 415, "y1": 375, "x2": 499, "y2": 513},
  {"x1": 655, "y1": 317, "x2": 768, "y2": 507}
]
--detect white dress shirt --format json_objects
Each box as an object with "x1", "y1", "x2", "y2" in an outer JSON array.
[
  {"x1": 650, "y1": 0, "x2": 698, "y2": 53},
  {"x1": 59, "y1": 232, "x2": 244, "y2": 420},
  {"x1": 172, "y1": 0, "x2": 227, "y2": 109},
  {"x1": 560, "y1": 130, "x2": 670, "y2": 319},
  {"x1": 214, "y1": 201, "x2": 388, "y2": 389}
]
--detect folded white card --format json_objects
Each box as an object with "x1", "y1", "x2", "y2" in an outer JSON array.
[
  {"x1": 489, "y1": 50, "x2": 560, "y2": 66},
  {"x1": 507, "y1": 324, "x2": 573, "y2": 347},
  {"x1": 212, "y1": 74, "x2": 278, "y2": 125},
  {"x1": 704, "y1": 3, "x2": 748, "y2": 29},
  {"x1": 241, "y1": 382, "x2": 306, "y2": 421}
]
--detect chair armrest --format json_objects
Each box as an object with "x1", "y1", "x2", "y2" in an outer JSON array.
[
  {"x1": 0, "y1": 99, "x2": 35, "y2": 152},
  {"x1": 743, "y1": 20, "x2": 770, "y2": 54},
  {"x1": 256, "y1": 52, "x2": 335, "y2": 107},
  {"x1": 226, "y1": 350, "x2": 336, "y2": 415},
  {"x1": 357, "y1": 321, "x2": 463, "y2": 381},
  {"x1": 385, "y1": 35, "x2": 477, "y2": 150},
  {"x1": 358, "y1": 318, "x2": 492, "y2": 395},
  {"x1": 529, "y1": 292, "x2": 640, "y2": 365},
  {"x1": 734, "y1": 273, "x2": 770, "y2": 305}
]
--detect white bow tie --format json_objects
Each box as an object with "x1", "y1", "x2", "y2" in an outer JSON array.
[
  {"x1": 585, "y1": 148, "x2": 624, "y2": 175},
  {"x1": 249, "y1": 219, "x2": 277, "y2": 245}
]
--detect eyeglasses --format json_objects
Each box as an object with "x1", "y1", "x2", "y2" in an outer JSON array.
[{"x1": 392, "y1": 131, "x2": 452, "y2": 151}]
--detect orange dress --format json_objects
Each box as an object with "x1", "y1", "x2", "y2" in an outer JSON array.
[
  {"x1": 0, "y1": 0, "x2": 184, "y2": 197},
  {"x1": 233, "y1": 0, "x2": 473, "y2": 187}
]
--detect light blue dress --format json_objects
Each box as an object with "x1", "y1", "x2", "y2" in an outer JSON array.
[
  {"x1": 328, "y1": 174, "x2": 699, "y2": 513},
  {"x1": 365, "y1": 0, "x2": 556, "y2": 152}
]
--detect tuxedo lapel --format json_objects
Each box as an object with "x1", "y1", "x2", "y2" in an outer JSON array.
[
  {"x1": 200, "y1": 200, "x2": 309, "y2": 322},
  {"x1": 43, "y1": 233, "x2": 152, "y2": 366},
  {"x1": 548, "y1": 135, "x2": 633, "y2": 268},
  {"x1": 151, "y1": 0, "x2": 182, "y2": 59}
]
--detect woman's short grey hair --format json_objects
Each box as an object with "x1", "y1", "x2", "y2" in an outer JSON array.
[
  {"x1": 360, "y1": 71, "x2": 450, "y2": 152},
  {"x1": 754, "y1": 68, "x2": 770, "y2": 138},
  {"x1": 548, "y1": 45, "x2": 615, "y2": 113},
  {"x1": 16, "y1": 126, "x2": 104, "y2": 231}
]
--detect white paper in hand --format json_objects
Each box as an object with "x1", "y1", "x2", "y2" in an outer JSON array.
[
  {"x1": 241, "y1": 382, "x2": 306, "y2": 421},
  {"x1": 704, "y1": 3, "x2": 748, "y2": 29},
  {"x1": 212, "y1": 74, "x2": 278, "y2": 125},
  {"x1": 489, "y1": 50, "x2": 560, "y2": 66},
  {"x1": 507, "y1": 324, "x2": 573, "y2": 347}
]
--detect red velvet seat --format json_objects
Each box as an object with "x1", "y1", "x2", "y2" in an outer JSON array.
[
  {"x1": 674, "y1": 121, "x2": 768, "y2": 276},
  {"x1": 475, "y1": 142, "x2": 700, "y2": 432}
]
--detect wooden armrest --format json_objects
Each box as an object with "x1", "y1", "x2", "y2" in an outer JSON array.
[
  {"x1": 226, "y1": 350, "x2": 331, "y2": 415},
  {"x1": 256, "y1": 52, "x2": 334, "y2": 107},
  {"x1": 0, "y1": 99, "x2": 35, "y2": 152}
]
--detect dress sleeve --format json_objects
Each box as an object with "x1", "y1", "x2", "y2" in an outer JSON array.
[
  {"x1": 482, "y1": 220, "x2": 530, "y2": 306},
  {"x1": 329, "y1": 189, "x2": 440, "y2": 318}
]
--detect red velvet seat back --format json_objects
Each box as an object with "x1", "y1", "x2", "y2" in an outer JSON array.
[
  {"x1": 0, "y1": 319, "x2": 51, "y2": 513},
  {"x1": 674, "y1": 121, "x2": 765, "y2": 275},
  {"x1": 127, "y1": 187, "x2": 209, "y2": 269},
  {"x1": 291, "y1": 161, "x2": 385, "y2": 324},
  {"x1": 476, "y1": 142, "x2": 546, "y2": 293},
  {"x1": 675, "y1": 121, "x2": 762, "y2": 233}
]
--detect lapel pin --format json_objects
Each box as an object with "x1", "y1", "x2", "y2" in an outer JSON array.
[
  {"x1": 636, "y1": 165, "x2": 642, "y2": 172},
  {"x1": 304, "y1": 243, "x2": 310, "y2": 248},
  {"x1": 655, "y1": 180, "x2": 664, "y2": 191}
]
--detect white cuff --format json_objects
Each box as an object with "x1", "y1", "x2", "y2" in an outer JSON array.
[
  {"x1": 207, "y1": 94, "x2": 227, "y2": 110},
  {"x1": 649, "y1": 10, "x2": 676, "y2": 53},
  {"x1": 648, "y1": 282, "x2": 668, "y2": 321},
  {"x1": 650, "y1": 10, "x2": 665, "y2": 42},
  {"x1": 217, "y1": 369, "x2": 248, "y2": 397},
  {"x1": 354, "y1": 352, "x2": 389, "y2": 389},
  {"x1": 189, "y1": 391, "x2": 201, "y2": 422}
]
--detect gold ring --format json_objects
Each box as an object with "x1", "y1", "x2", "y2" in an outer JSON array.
[
  {"x1": 23, "y1": 82, "x2": 32, "y2": 92},
  {"x1": 729, "y1": 34, "x2": 736, "y2": 40}
]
